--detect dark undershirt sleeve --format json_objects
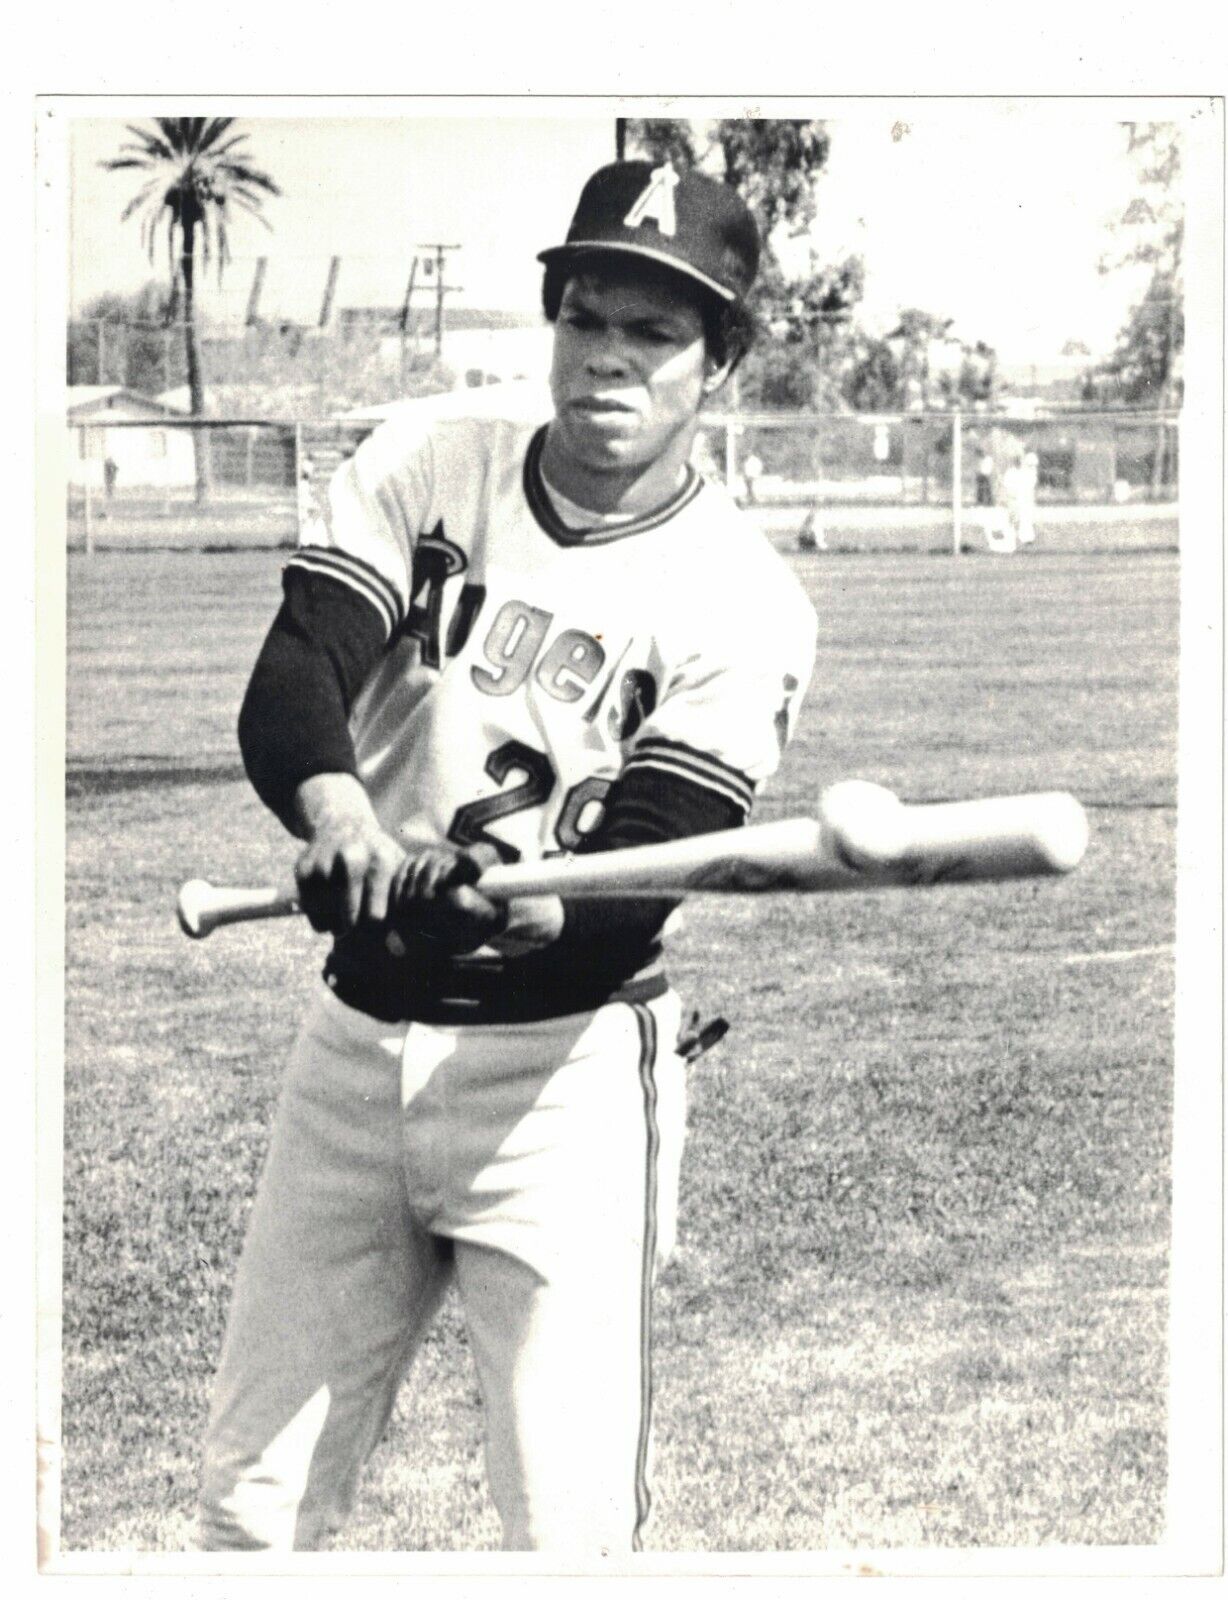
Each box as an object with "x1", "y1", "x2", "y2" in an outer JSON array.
[
  {"x1": 237, "y1": 567, "x2": 387, "y2": 832},
  {"x1": 547, "y1": 764, "x2": 745, "y2": 964}
]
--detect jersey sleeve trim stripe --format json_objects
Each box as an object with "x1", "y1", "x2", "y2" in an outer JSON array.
[
  {"x1": 631, "y1": 734, "x2": 755, "y2": 787},
  {"x1": 625, "y1": 737, "x2": 755, "y2": 807},
  {"x1": 285, "y1": 548, "x2": 403, "y2": 638},
  {"x1": 622, "y1": 743, "x2": 755, "y2": 816}
]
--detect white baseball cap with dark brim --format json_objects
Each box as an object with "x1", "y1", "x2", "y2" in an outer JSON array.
[{"x1": 537, "y1": 160, "x2": 760, "y2": 304}]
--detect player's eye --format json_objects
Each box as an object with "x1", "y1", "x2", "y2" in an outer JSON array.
[{"x1": 634, "y1": 322, "x2": 684, "y2": 345}]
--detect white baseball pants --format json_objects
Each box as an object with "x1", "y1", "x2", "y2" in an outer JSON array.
[{"x1": 199, "y1": 982, "x2": 686, "y2": 1553}]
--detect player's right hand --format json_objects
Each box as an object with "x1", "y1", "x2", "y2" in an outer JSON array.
[
  {"x1": 292, "y1": 775, "x2": 408, "y2": 935},
  {"x1": 389, "y1": 844, "x2": 508, "y2": 954}
]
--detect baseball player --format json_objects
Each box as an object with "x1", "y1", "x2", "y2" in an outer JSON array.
[
  {"x1": 1001, "y1": 447, "x2": 1037, "y2": 551},
  {"x1": 200, "y1": 159, "x2": 818, "y2": 1554},
  {"x1": 1016, "y1": 449, "x2": 1039, "y2": 546}
]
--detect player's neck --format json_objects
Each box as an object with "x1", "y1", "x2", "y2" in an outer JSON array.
[{"x1": 539, "y1": 422, "x2": 696, "y2": 519}]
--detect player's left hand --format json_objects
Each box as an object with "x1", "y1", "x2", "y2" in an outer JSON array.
[{"x1": 390, "y1": 844, "x2": 508, "y2": 954}]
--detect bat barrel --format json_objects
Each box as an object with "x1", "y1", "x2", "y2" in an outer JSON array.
[
  {"x1": 818, "y1": 782, "x2": 1088, "y2": 886},
  {"x1": 475, "y1": 817, "x2": 832, "y2": 898},
  {"x1": 896, "y1": 791, "x2": 1089, "y2": 880}
]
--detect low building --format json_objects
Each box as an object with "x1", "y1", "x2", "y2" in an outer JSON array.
[{"x1": 67, "y1": 386, "x2": 195, "y2": 492}]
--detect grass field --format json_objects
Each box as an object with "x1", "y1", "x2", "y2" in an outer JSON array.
[{"x1": 58, "y1": 542, "x2": 1177, "y2": 1555}]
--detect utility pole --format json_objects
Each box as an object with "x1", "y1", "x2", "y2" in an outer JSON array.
[
  {"x1": 399, "y1": 255, "x2": 420, "y2": 387},
  {"x1": 412, "y1": 244, "x2": 461, "y2": 364},
  {"x1": 319, "y1": 257, "x2": 342, "y2": 329},
  {"x1": 246, "y1": 258, "x2": 268, "y2": 326},
  {"x1": 399, "y1": 256, "x2": 419, "y2": 336}
]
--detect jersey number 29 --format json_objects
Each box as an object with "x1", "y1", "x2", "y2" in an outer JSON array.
[{"x1": 447, "y1": 740, "x2": 612, "y2": 862}]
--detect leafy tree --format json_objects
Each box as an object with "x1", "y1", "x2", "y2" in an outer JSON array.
[
  {"x1": 1095, "y1": 258, "x2": 1183, "y2": 409},
  {"x1": 890, "y1": 310, "x2": 990, "y2": 409},
  {"x1": 957, "y1": 340, "x2": 997, "y2": 407},
  {"x1": 619, "y1": 118, "x2": 700, "y2": 172},
  {"x1": 1095, "y1": 123, "x2": 1183, "y2": 404},
  {"x1": 884, "y1": 309, "x2": 953, "y2": 410},
  {"x1": 68, "y1": 282, "x2": 183, "y2": 392},
  {"x1": 844, "y1": 311, "x2": 996, "y2": 413},
  {"x1": 710, "y1": 121, "x2": 831, "y2": 239},
  {"x1": 842, "y1": 335, "x2": 903, "y2": 411},
  {"x1": 1091, "y1": 123, "x2": 1182, "y2": 491},
  {"x1": 101, "y1": 117, "x2": 280, "y2": 498},
  {"x1": 742, "y1": 251, "x2": 865, "y2": 410}
]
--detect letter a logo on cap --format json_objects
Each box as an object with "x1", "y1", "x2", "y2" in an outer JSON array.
[{"x1": 623, "y1": 162, "x2": 680, "y2": 237}]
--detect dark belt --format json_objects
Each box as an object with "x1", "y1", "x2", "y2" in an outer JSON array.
[{"x1": 323, "y1": 959, "x2": 669, "y2": 1027}]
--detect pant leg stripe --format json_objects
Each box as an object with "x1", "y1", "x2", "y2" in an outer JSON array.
[{"x1": 630, "y1": 1000, "x2": 660, "y2": 1552}]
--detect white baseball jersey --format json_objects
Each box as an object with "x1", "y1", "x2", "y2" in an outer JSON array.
[
  {"x1": 290, "y1": 410, "x2": 817, "y2": 881},
  {"x1": 207, "y1": 158, "x2": 816, "y2": 1557}
]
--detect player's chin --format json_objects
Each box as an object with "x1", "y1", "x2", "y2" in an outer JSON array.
[{"x1": 558, "y1": 405, "x2": 641, "y2": 452}]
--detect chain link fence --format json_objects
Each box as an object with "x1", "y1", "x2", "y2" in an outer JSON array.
[
  {"x1": 695, "y1": 410, "x2": 1179, "y2": 553},
  {"x1": 67, "y1": 411, "x2": 1179, "y2": 555},
  {"x1": 66, "y1": 419, "x2": 397, "y2": 551},
  {"x1": 696, "y1": 411, "x2": 1179, "y2": 508}
]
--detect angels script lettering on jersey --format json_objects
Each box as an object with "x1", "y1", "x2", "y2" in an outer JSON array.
[{"x1": 393, "y1": 519, "x2": 659, "y2": 733}]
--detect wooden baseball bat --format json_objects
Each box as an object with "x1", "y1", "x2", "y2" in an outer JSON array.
[{"x1": 176, "y1": 783, "x2": 1088, "y2": 940}]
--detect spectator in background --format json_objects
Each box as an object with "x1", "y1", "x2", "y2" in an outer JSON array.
[
  {"x1": 797, "y1": 504, "x2": 828, "y2": 552},
  {"x1": 974, "y1": 444, "x2": 995, "y2": 507},
  {"x1": 690, "y1": 430, "x2": 720, "y2": 482},
  {"x1": 742, "y1": 452, "x2": 763, "y2": 505},
  {"x1": 1001, "y1": 448, "x2": 1036, "y2": 551},
  {"x1": 103, "y1": 456, "x2": 118, "y2": 500},
  {"x1": 1017, "y1": 451, "x2": 1039, "y2": 546}
]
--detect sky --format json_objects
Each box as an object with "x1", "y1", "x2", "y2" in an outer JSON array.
[
  {"x1": 65, "y1": 108, "x2": 1160, "y2": 364},
  {"x1": 795, "y1": 109, "x2": 1151, "y2": 358},
  {"x1": 68, "y1": 117, "x2": 616, "y2": 328}
]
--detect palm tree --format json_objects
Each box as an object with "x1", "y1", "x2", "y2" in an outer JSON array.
[{"x1": 101, "y1": 117, "x2": 280, "y2": 501}]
